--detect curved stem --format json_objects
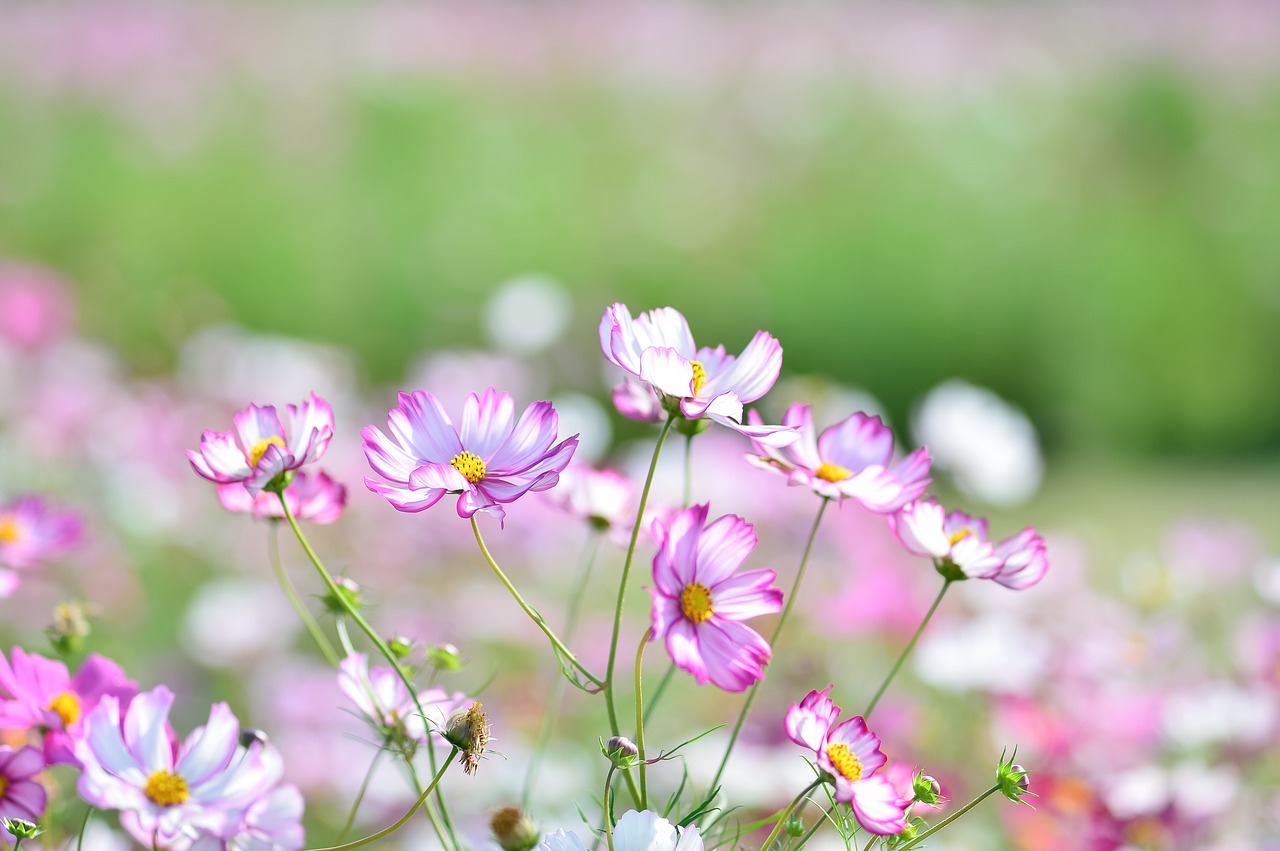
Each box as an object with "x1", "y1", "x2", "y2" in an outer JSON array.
[
  {"x1": 710, "y1": 497, "x2": 830, "y2": 793},
  {"x1": 860, "y1": 834, "x2": 877, "y2": 851},
  {"x1": 682, "y1": 433, "x2": 694, "y2": 508},
  {"x1": 796, "y1": 803, "x2": 836, "y2": 850},
  {"x1": 305, "y1": 749, "x2": 457, "y2": 850},
  {"x1": 863, "y1": 579, "x2": 952, "y2": 719},
  {"x1": 634, "y1": 628, "x2": 652, "y2": 811},
  {"x1": 268, "y1": 522, "x2": 339, "y2": 666},
  {"x1": 603, "y1": 767, "x2": 618, "y2": 850},
  {"x1": 896, "y1": 784, "x2": 999, "y2": 851},
  {"x1": 76, "y1": 808, "x2": 95, "y2": 851},
  {"x1": 760, "y1": 779, "x2": 826, "y2": 851},
  {"x1": 642, "y1": 663, "x2": 676, "y2": 725},
  {"x1": 334, "y1": 618, "x2": 356, "y2": 656},
  {"x1": 338, "y1": 750, "x2": 384, "y2": 842},
  {"x1": 470, "y1": 518, "x2": 603, "y2": 687}
]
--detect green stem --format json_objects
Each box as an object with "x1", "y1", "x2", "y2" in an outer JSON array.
[
  {"x1": 682, "y1": 433, "x2": 694, "y2": 508},
  {"x1": 710, "y1": 497, "x2": 830, "y2": 793},
  {"x1": 76, "y1": 808, "x2": 94, "y2": 851},
  {"x1": 897, "y1": 784, "x2": 1000, "y2": 851},
  {"x1": 795, "y1": 803, "x2": 835, "y2": 849},
  {"x1": 759, "y1": 779, "x2": 825, "y2": 851},
  {"x1": 334, "y1": 618, "x2": 356, "y2": 656},
  {"x1": 305, "y1": 749, "x2": 458, "y2": 850},
  {"x1": 634, "y1": 628, "x2": 652, "y2": 811},
  {"x1": 470, "y1": 518, "x2": 603, "y2": 687},
  {"x1": 860, "y1": 834, "x2": 876, "y2": 851},
  {"x1": 863, "y1": 579, "x2": 952, "y2": 719},
  {"x1": 268, "y1": 522, "x2": 340, "y2": 666},
  {"x1": 642, "y1": 663, "x2": 676, "y2": 724},
  {"x1": 338, "y1": 750, "x2": 384, "y2": 842},
  {"x1": 603, "y1": 767, "x2": 618, "y2": 851}
]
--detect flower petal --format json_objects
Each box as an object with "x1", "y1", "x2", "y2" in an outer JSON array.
[
  {"x1": 176, "y1": 702, "x2": 239, "y2": 786},
  {"x1": 388, "y1": 391, "x2": 462, "y2": 463},
  {"x1": 639, "y1": 348, "x2": 695, "y2": 399},
  {"x1": 460, "y1": 387, "x2": 517, "y2": 460}
]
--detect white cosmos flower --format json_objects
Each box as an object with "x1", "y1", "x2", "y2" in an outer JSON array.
[{"x1": 538, "y1": 811, "x2": 703, "y2": 851}]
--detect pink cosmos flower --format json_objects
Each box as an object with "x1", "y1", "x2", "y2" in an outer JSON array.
[
  {"x1": 188, "y1": 746, "x2": 304, "y2": 851},
  {"x1": 0, "y1": 745, "x2": 47, "y2": 826},
  {"x1": 0, "y1": 496, "x2": 83, "y2": 571},
  {"x1": 598, "y1": 304, "x2": 796, "y2": 446},
  {"x1": 362, "y1": 387, "x2": 578, "y2": 525},
  {"x1": 647, "y1": 504, "x2": 783, "y2": 692},
  {"x1": 784, "y1": 685, "x2": 910, "y2": 835},
  {"x1": 745, "y1": 405, "x2": 931, "y2": 512},
  {"x1": 337, "y1": 653, "x2": 468, "y2": 748},
  {"x1": 187, "y1": 394, "x2": 334, "y2": 496},
  {"x1": 889, "y1": 500, "x2": 1049, "y2": 589},
  {"x1": 216, "y1": 470, "x2": 347, "y2": 524},
  {"x1": 0, "y1": 648, "x2": 136, "y2": 765},
  {"x1": 546, "y1": 464, "x2": 635, "y2": 532},
  {"x1": 76, "y1": 686, "x2": 279, "y2": 849}
]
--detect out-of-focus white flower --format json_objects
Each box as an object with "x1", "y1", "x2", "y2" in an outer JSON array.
[
  {"x1": 548, "y1": 392, "x2": 611, "y2": 463},
  {"x1": 1105, "y1": 765, "x2": 1170, "y2": 821},
  {"x1": 1162, "y1": 682, "x2": 1277, "y2": 748},
  {"x1": 912, "y1": 380, "x2": 1042, "y2": 506},
  {"x1": 914, "y1": 614, "x2": 1050, "y2": 694},
  {"x1": 1253, "y1": 559, "x2": 1280, "y2": 606},
  {"x1": 181, "y1": 578, "x2": 297, "y2": 667},
  {"x1": 179, "y1": 325, "x2": 357, "y2": 408},
  {"x1": 1170, "y1": 762, "x2": 1241, "y2": 820},
  {"x1": 484, "y1": 274, "x2": 572, "y2": 354}
]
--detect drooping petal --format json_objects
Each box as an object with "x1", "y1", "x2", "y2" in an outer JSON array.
[
  {"x1": 408, "y1": 463, "x2": 471, "y2": 493},
  {"x1": 993, "y1": 527, "x2": 1049, "y2": 590},
  {"x1": 363, "y1": 478, "x2": 448, "y2": 513}
]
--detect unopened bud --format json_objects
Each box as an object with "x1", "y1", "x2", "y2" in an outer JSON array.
[
  {"x1": 1010, "y1": 765, "x2": 1030, "y2": 792},
  {"x1": 388, "y1": 636, "x2": 415, "y2": 659},
  {"x1": 2, "y1": 818, "x2": 42, "y2": 840},
  {"x1": 783, "y1": 816, "x2": 805, "y2": 838},
  {"x1": 603, "y1": 735, "x2": 639, "y2": 767},
  {"x1": 323, "y1": 578, "x2": 362, "y2": 615},
  {"x1": 426, "y1": 642, "x2": 464, "y2": 672},
  {"x1": 995, "y1": 749, "x2": 1035, "y2": 806},
  {"x1": 47, "y1": 601, "x2": 92, "y2": 657},
  {"x1": 912, "y1": 772, "x2": 942, "y2": 805},
  {"x1": 239, "y1": 728, "x2": 271, "y2": 749},
  {"x1": 490, "y1": 806, "x2": 539, "y2": 851}
]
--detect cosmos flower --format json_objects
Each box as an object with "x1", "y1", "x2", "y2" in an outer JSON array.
[
  {"x1": 648, "y1": 504, "x2": 783, "y2": 692},
  {"x1": 784, "y1": 685, "x2": 910, "y2": 835},
  {"x1": 0, "y1": 496, "x2": 82, "y2": 573},
  {"x1": 889, "y1": 500, "x2": 1049, "y2": 589},
  {"x1": 362, "y1": 387, "x2": 578, "y2": 525},
  {"x1": 545, "y1": 464, "x2": 635, "y2": 532},
  {"x1": 538, "y1": 810, "x2": 703, "y2": 851},
  {"x1": 187, "y1": 394, "x2": 334, "y2": 496},
  {"x1": 0, "y1": 746, "x2": 47, "y2": 826},
  {"x1": 745, "y1": 405, "x2": 931, "y2": 512},
  {"x1": 598, "y1": 304, "x2": 796, "y2": 446},
  {"x1": 216, "y1": 470, "x2": 347, "y2": 524},
  {"x1": 187, "y1": 746, "x2": 304, "y2": 851},
  {"x1": 336, "y1": 653, "x2": 468, "y2": 748}
]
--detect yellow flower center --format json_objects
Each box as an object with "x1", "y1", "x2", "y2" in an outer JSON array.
[
  {"x1": 680, "y1": 582, "x2": 714, "y2": 624},
  {"x1": 0, "y1": 776, "x2": 7, "y2": 798},
  {"x1": 814, "y1": 462, "x2": 853, "y2": 483},
  {"x1": 450, "y1": 451, "x2": 487, "y2": 484},
  {"x1": 947, "y1": 527, "x2": 973, "y2": 547},
  {"x1": 248, "y1": 436, "x2": 286, "y2": 467},
  {"x1": 144, "y1": 770, "x2": 190, "y2": 807},
  {"x1": 825, "y1": 742, "x2": 864, "y2": 783},
  {"x1": 47, "y1": 691, "x2": 82, "y2": 727},
  {"x1": 689, "y1": 360, "x2": 707, "y2": 397},
  {"x1": 0, "y1": 517, "x2": 20, "y2": 544}
]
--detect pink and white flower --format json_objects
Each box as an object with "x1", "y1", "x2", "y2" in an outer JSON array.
[
  {"x1": 746, "y1": 405, "x2": 931, "y2": 511},
  {"x1": 0, "y1": 746, "x2": 47, "y2": 826},
  {"x1": 598, "y1": 304, "x2": 796, "y2": 446},
  {"x1": 889, "y1": 500, "x2": 1049, "y2": 589},
  {"x1": 546, "y1": 464, "x2": 635, "y2": 532},
  {"x1": 648, "y1": 504, "x2": 783, "y2": 692},
  {"x1": 0, "y1": 496, "x2": 82, "y2": 572},
  {"x1": 337, "y1": 653, "x2": 468, "y2": 748},
  {"x1": 188, "y1": 746, "x2": 304, "y2": 851},
  {"x1": 187, "y1": 394, "x2": 334, "y2": 496},
  {"x1": 362, "y1": 387, "x2": 578, "y2": 525},
  {"x1": 784, "y1": 685, "x2": 910, "y2": 835},
  {"x1": 216, "y1": 470, "x2": 347, "y2": 524}
]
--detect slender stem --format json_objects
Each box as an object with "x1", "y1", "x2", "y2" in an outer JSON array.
[
  {"x1": 896, "y1": 785, "x2": 1000, "y2": 851},
  {"x1": 634, "y1": 628, "x2": 652, "y2": 810},
  {"x1": 710, "y1": 498, "x2": 830, "y2": 793},
  {"x1": 795, "y1": 803, "x2": 836, "y2": 849},
  {"x1": 682, "y1": 433, "x2": 694, "y2": 508},
  {"x1": 268, "y1": 522, "x2": 340, "y2": 666},
  {"x1": 335, "y1": 618, "x2": 356, "y2": 656},
  {"x1": 643, "y1": 663, "x2": 676, "y2": 724},
  {"x1": 338, "y1": 750, "x2": 384, "y2": 842},
  {"x1": 860, "y1": 834, "x2": 876, "y2": 851},
  {"x1": 760, "y1": 779, "x2": 826, "y2": 851},
  {"x1": 76, "y1": 808, "x2": 94, "y2": 851},
  {"x1": 605, "y1": 417, "x2": 675, "y2": 738},
  {"x1": 470, "y1": 518, "x2": 603, "y2": 687},
  {"x1": 863, "y1": 580, "x2": 952, "y2": 719},
  {"x1": 603, "y1": 767, "x2": 618, "y2": 851},
  {"x1": 306, "y1": 749, "x2": 458, "y2": 850}
]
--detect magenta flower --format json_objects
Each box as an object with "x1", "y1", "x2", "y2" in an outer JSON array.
[
  {"x1": 216, "y1": 470, "x2": 347, "y2": 524},
  {"x1": 76, "y1": 686, "x2": 278, "y2": 849},
  {"x1": 187, "y1": 394, "x2": 334, "y2": 496},
  {"x1": 0, "y1": 496, "x2": 82, "y2": 571},
  {"x1": 784, "y1": 685, "x2": 910, "y2": 836},
  {"x1": 598, "y1": 304, "x2": 796, "y2": 446},
  {"x1": 362, "y1": 387, "x2": 578, "y2": 525},
  {"x1": 0, "y1": 746, "x2": 47, "y2": 826},
  {"x1": 889, "y1": 499, "x2": 1049, "y2": 589},
  {"x1": 746, "y1": 405, "x2": 931, "y2": 512},
  {"x1": 648, "y1": 504, "x2": 783, "y2": 692},
  {"x1": 0, "y1": 648, "x2": 136, "y2": 766},
  {"x1": 337, "y1": 653, "x2": 468, "y2": 748}
]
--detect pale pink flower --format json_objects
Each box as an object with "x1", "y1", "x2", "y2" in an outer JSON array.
[
  {"x1": 336, "y1": 653, "x2": 467, "y2": 748},
  {"x1": 546, "y1": 464, "x2": 635, "y2": 532},
  {"x1": 216, "y1": 470, "x2": 346, "y2": 524},
  {"x1": 0, "y1": 496, "x2": 82, "y2": 572},
  {"x1": 187, "y1": 394, "x2": 334, "y2": 496},
  {"x1": 0, "y1": 262, "x2": 73, "y2": 349},
  {"x1": 889, "y1": 499, "x2": 1048, "y2": 589}
]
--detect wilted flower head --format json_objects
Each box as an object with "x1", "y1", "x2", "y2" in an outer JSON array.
[
  {"x1": 187, "y1": 394, "x2": 334, "y2": 496},
  {"x1": 0, "y1": 496, "x2": 82, "y2": 577},
  {"x1": 746, "y1": 404, "x2": 931, "y2": 512},
  {"x1": 216, "y1": 470, "x2": 347, "y2": 524},
  {"x1": 537, "y1": 810, "x2": 702, "y2": 851},
  {"x1": 363, "y1": 387, "x2": 578, "y2": 526},
  {"x1": 889, "y1": 500, "x2": 1049, "y2": 589},
  {"x1": 598, "y1": 304, "x2": 796, "y2": 446},
  {"x1": 444, "y1": 701, "x2": 491, "y2": 775}
]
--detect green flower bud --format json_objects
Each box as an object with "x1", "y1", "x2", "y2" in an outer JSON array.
[
  {"x1": 426, "y1": 642, "x2": 464, "y2": 672},
  {"x1": 912, "y1": 772, "x2": 943, "y2": 805},
  {"x1": 2, "y1": 818, "x2": 42, "y2": 840},
  {"x1": 490, "y1": 807, "x2": 540, "y2": 851},
  {"x1": 322, "y1": 577, "x2": 362, "y2": 615},
  {"x1": 996, "y1": 749, "x2": 1035, "y2": 807}
]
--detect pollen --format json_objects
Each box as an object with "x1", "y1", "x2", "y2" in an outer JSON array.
[
  {"x1": 450, "y1": 451, "x2": 487, "y2": 484},
  {"x1": 144, "y1": 770, "x2": 190, "y2": 807},
  {"x1": 689, "y1": 360, "x2": 708, "y2": 397},
  {"x1": 248, "y1": 436, "x2": 286, "y2": 467},
  {"x1": 825, "y1": 742, "x2": 864, "y2": 783},
  {"x1": 47, "y1": 691, "x2": 82, "y2": 727},
  {"x1": 814, "y1": 462, "x2": 853, "y2": 483},
  {"x1": 947, "y1": 527, "x2": 973, "y2": 547},
  {"x1": 680, "y1": 582, "x2": 714, "y2": 624},
  {"x1": 0, "y1": 517, "x2": 19, "y2": 544}
]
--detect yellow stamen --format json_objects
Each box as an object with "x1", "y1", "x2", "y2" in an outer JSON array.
[
  {"x1": 0, "y1": 776, "x2": 7, "y2": 798},
  {"x1": 680, "y1": 582, "x2": 714, "y2": 624},
  {"x1": 47, "y1": 691, "x2": 82, "y2": 727},
  {"x1": 144, "y1": 770, "x2": 189, "y2": 807},
  {"x1": 825, "y1": 742, "x2": 864, "y2": 783},
  {"x1": 248, "y1": 436, "x2": 286, "y2": 467},
  {"x1": 0, "y1": 517, "x2": 20, "y2": 544},
  {"x1": 450, "y1": 451, "x2": 487, "y2": 484},
  {"x1": 947, "y1": 527, "x2": 973, "y2": 547},
  {"x1": 690, "y1": 360, "x2": 707, "y2": 397},
  {"x1": 814, "y1": 462, "x2": 853, "y2": 483}
]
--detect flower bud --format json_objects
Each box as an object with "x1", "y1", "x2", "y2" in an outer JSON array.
[
  {"x1": 46, "y1": 600, "x2": 92, "y2": 657},
  {"x1": 322, "y1": 577, "x2": 362, "y2": 615},
  {"x1": 602, "y1": 735, "x2": 639, "y2": 768},
  {"x1": 783, "y1": 816, "x2": 805, "y2": 838},
  {"x1": 490, "y1": 806, "x2": 539, "y2": 851},
  {"x1": 388, "y1": 635, "x2": 415, "y2": 659},
  {"x1": 2, "y1": 818, "x2": 42, "y2": 840},
  {"x1": 996, "y1": 749, "x2": 1035, "y2": 806},
  {"x1": 426, "y1": 642, "x2": 464, "y2": 672},
  {"x1": 912, "y1": 772, "x2": 942, "y2": 805}
]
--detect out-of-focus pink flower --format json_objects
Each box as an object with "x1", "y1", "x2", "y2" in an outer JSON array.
[
  {"x1": 76, "y1": 686, "x2": 279, "y2": 849},
  {"x1": 362, "y1": 387, "x2": 578, "y2": 525},
  {"x1": 0, "y1": 496, "x2": 83, "y2": 572},
  {"x1": 0, "y1": 262, "x2": 73, "y2": 349},
  {"x1": 598, "y1": 303, "x2": 796, "y2": 446},
  {"x1": 889, "y1": 500, "x2": 1048, "y2": 589},
  {"x1": 546, "y1": 464, "x2": 635, "y2": 532},
  {"x1": 745, "y1": 405, "x2": 930, "y2": 512},
  {"x1": 336, "y1": 653, "x2": 467, "y2": 748},
  {"x1": 187, "y1": 394, "x2": 334, "y2": 496},
  {"x1": 784, "y1": 685, "x2": 910, "y2": 835},
  {"x1": 0, "y1": 745, "x2": 47, "y2": 825},
  {"x1": 647, "y1": 504, "x2": 782, "y2": 692},
  {"x1": 0, "y1": 648, "x2": 136, "y2": 766},
  {"x1": 188, "y1": 746, "x2": 304, "y2": 851},
  {"x1": 216, "y1": 470, "x2": 346, "y2": 524}
]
